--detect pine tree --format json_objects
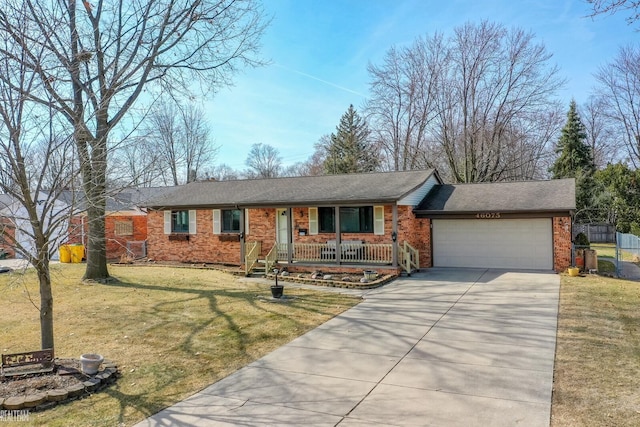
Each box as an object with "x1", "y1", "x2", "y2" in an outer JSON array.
[
  {"x1": 550, "y1": 100, "x2": 596, "y2": 212},
  {"x1": 324, "y1": 105, "x2": 380, "y2": 174}
]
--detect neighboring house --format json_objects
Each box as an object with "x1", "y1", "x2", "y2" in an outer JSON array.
[
  {"x1": 0, "y1": 187, "x2": 175, "y2": 261},
  {"x1": 143, "y1": 170, "x2": 576, "y2": 274},
  {"x1": 0, "y1": 192, "x2": 74, "y2": 260},
  {"x1": 0, "y1": 194, "x2": 16, "y2": 258},
  {"x1": 66, "y1": 187, "x2": 177, "y2": 260}
]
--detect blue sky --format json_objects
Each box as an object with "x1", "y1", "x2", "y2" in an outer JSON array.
[{"x1": 205, "y1": 0, "x2": 635, "y2": 169}]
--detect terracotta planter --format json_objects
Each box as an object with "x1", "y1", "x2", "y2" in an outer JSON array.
[{"x1": 80, "y1": 353, "x2": 104, "y2": 375}]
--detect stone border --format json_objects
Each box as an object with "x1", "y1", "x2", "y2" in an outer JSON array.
[
  {"x1": 110, "y1": 262, "x2": 400, "y2": 289},
  {"x1": 265, "y1": 273, "x2": 397, "y2": 289},
  {"x1": 0, "y1": 360, "x2": 119, "y2": 412}
]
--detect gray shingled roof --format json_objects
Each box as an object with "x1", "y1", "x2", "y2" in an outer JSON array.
[
  {"x1": 58, "y1": 187, "x2": 178, "y2": 212},
  {"x1": 415, "y1": 178, "x2": 576, "y2": 214},
  {"x1": 144, "y1": 170, "x2": 437, "y2": 208}
]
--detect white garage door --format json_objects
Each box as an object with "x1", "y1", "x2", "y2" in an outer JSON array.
[{"x1": 432, "y1": 218, "x2": 553, "y2": 270}]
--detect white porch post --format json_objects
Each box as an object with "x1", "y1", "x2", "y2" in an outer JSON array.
[
  {"x1": 239, "y1": 208, "x2": 245, "y2": 265},
  {"x1": 335, "y1": 206, "x2": 341, "y2": 266},
  {"x1": 286, "y1": 207, "x2": 293, "y2": 263},
  {"x1": 392, "y1": 204, "x2": 398, "y2": 267}
]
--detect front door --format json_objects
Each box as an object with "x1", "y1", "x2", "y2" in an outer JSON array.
[{"x1": 276, "y1": 209, "x2": 289, "y2": 259}]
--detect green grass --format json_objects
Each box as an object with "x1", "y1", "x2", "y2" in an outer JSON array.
[
  {"x1": 597, "y1": 259, "x2": 616, "y2": 273},
  {"x1": 0, "y1": 264, "x2": 360, "y2": 426},
  {"x1": 552, "y1": 273, "x2": 640, "y2": 426}
]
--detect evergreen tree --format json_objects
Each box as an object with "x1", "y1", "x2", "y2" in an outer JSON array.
[
  {"x1": 550, "y1": 100, "x2": 596, "y2": 212},
  {"x1": 324, "y1": 105, "x2": 380, "y2": 174}
]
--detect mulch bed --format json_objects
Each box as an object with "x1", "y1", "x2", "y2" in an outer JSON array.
[
  {"x1": 0, "y1": 359, "x2": 118, "y2": 411},
  {"x1": 0, "y1": 359, "x2": 84, "y2": 399}
]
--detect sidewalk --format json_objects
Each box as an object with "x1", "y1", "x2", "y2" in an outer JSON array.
[
  {"x1": 135, "y1": 268, "x2": 559, "y2": 427},
  {"x1": 617, "y1": 259, "x2": 640, "y2": 280}
]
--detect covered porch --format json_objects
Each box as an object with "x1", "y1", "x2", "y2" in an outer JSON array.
[{"x1": 242, "y1": 205, "x2": 419, "y2": 276}]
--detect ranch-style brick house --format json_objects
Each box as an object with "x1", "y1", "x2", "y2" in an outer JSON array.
[{"x1": 143, "y1": 170, "x2": 576, "y2": 275}]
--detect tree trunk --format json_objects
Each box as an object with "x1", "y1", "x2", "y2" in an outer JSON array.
[
  {"x1": 82, "y1": 137, "x2": 110, "y2": 281},
  {"x1": 37, "y1": 264, "x2": 54, "y2": 350},
  {"x1": 83, "y1": 201, "x2": 110, "y2": 281}
]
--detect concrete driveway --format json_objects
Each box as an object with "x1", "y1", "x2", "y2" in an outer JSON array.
[{"x1": 135, "y1": 268, "x2": 559, "y2": 427}]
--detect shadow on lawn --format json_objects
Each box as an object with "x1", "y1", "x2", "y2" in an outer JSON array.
[{"x1": 96, "y1": 276, "x2": 357, "y2": 424}]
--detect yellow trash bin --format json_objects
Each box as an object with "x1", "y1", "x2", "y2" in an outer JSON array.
[
  {"x1": 70, "y1": 244, "x2": 85, "y2": 263},
  {"x1": 59, "y1": 245, "x2": 71, "y2": 263}
]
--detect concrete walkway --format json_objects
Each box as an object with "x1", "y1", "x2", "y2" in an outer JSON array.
[
  {"x1": 616, "y1": 259, "x2": 640, "y2": 280},
  {"x1": 135, "y1": 268, "x2": 559, "y2": 427}
]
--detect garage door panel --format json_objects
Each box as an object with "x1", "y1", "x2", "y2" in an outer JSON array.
[{"x1": 433, "y1": 219, "x2": 552, "y2": 270}]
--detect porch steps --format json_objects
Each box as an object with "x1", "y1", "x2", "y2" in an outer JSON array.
[{"x1": 246, "y1": 260, "x2": 267, "y2": 277}]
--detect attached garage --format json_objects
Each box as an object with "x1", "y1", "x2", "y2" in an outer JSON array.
[
  {"x1": 415, "y1": 179, "x2": 576, "y2": 272},
  {"x1": 432, "y1": 218, "x2": 553, "y2": 270}
]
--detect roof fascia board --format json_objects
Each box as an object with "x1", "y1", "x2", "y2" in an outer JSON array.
[{"x1": 415, "y1": 209, "x2": 574, "y2": 218}]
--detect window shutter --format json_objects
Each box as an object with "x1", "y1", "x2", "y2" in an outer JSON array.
[
  {"x1": 164, "y1": 210, "x2": 171, "y2": 234},
  {"x1": 244, "y1": 209, "x2": 250, "y2": 236},
  {"x1": 212, "y1": 209, "x2": 221, "y2": 234},
  {"x1": 188, "y1": 210, "x2": 197, "y2": 234},
  {"x1": 308, "y1": 208, "x2": 318, "y2": 235},
  {"x1": 374, "y1": 206, "x2": 384, "y2": 235}
]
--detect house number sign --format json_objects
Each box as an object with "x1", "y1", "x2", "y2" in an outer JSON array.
[{"x1": 476, "y1": 212, "x2": 501, "y2": 219}]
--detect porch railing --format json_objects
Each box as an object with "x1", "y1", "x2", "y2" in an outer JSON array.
[
  {"x1": 244, "y1": 241, "x2": 261, "y2": 275},
  {"x1": 278, "y1": 242, "x2": 394, "y2": 264},
  {"x1": 264, "y1": 244, "x2": 278, "y2": 274},
  {"x1": 399, "y1": 241, "x2": 419, "y2": 274}
]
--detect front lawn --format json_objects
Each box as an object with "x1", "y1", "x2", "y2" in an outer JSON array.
[
  {"x1": 0, "y1": 264, "x2": 360, "y2": 426},
  {"x1": 552, "y1": 273, "x2": 640, "y2": 426}
]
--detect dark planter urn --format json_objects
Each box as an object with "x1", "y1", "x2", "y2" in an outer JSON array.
[{"x1": 270, "y1": 285, "x2": 284, "y2": 298}]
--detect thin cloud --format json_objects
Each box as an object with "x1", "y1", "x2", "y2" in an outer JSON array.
[{"x1": 274, "y1": 63, "x2": 366, "y2": 97}]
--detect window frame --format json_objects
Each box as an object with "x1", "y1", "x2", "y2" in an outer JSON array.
[
  {"x1": 171, "y1": 210, "x2": 190, "y2": 233},
  {"x1": 317, "y1": 206, "x2": 375, "y2": 234},
  {"x1": 114, "y1": 220, "x2": 134, "y2": 236},
  {"x1": 221, "y1": 209, "x2": 241, "y2": 233}
]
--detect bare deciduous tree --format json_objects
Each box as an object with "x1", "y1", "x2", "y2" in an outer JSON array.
[
  {"x1": 245, "y1": 143, "x2": 282, "y2": 178},
  {"x1": 581, "y1": 96, "x2": 623, "y2": 168},
  {"x1": 207, "y1": 163, "x2": 241, "y2": 181},
  {"x1": 0, "y1": 15, "x2": 80, "y2": 349},
  {"x1": 0, "y1": 0, "x2": 267, "y2": 280},
  {"x1": 366, "y1": 34, "x2": 445, "y2": 171},
  {"x1": 366, "y1": 21, "x2": 564, "y2": 182},
  {"x1": 594, "y1": 44, "x2": 640, "y2": 168},
  {"x1": 587, "y1": 0, "x2": 640, "y2": 25},
  {"x1": 144, "y1": 101, "x2": 217, "y2": 186}
]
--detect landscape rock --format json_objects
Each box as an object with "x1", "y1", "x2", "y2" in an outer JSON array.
[
  {"x1": 83, "y1": 378, "x2": 101, "y2": 392},
  {"x1": 66, "y1": 383, "x2": 85, "y2": 397},
  {"x1": 3, "y1": 396, "x2": 25, "y2": 410},
  {"x1": 23, "y1": 393, "x2": 46, "y2": 408},
  {"x1": 46, "y1": 389, "x2": 68, "y2": 402}
]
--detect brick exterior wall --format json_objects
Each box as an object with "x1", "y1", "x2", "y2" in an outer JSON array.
[
  {"x1": 398, "y1": 206, "x2": 432, "y2": 268},
  {"x1": 106, "y1": 215, "x2": 148, "y2": 260},
  {"x1": 553, "y1": 216, "x2": 572, "y2": 272},
  {"x1": 147, "y1": 207, "x2": 573, "y2": 273},
  {"x1": 66, "y1": 216, "x2": 86, "y2": 245},
  {"x1": 147, "y1": 209, "x2": 243, "y2": 264},
  {"x1": 0, "y1": 216, "x2": 16, "y2": 258},
  {"x1": 148, "y1": 206, "x2": 410, "y2": 266},
  {"x1": 65, "y1": 214, "x2": 148, "y2": 260}
]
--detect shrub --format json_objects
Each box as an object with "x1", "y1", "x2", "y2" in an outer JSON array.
[{"x1": 574, "y1": 232, "x2": 590, "y2": 248}]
